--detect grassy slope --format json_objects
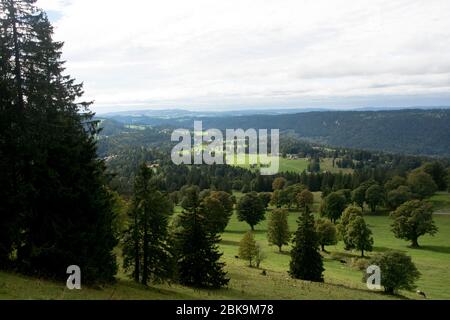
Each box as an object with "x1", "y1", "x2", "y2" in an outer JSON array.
[
  {"x1": 0, "y1": 264, "x2": 394, "y2": 300},
  {"x1": 428, "y1": 192, "x2": 450, "y2": 214},
  {"x1": 221, "y1": 211, "x2": 450, "y2": 300},
  {"x1": 1, "y1": 193, "x2": 449, "y2": 300},
  {"x1": 220, "y1": 191, "x2": 450, "y2": 300},
  {"x1": 231, "y1": 156, "x2": 352, "y2": 174}
]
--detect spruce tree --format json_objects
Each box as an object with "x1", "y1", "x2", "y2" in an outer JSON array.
[
  {"x1": 0, "y1": 0, "x2": 118, "y2": 282},
  {"x1": 289, "y1": 207, "x2": 324, "y2": 282},
  {"x1": 123, "y1": 164, "x2": 173, "y2": 285},
  {"x1": 175, "y1": 186, "x2": 229, "y2": 288}
]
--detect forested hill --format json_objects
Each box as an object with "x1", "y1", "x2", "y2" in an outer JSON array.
[
  {"x1": 201, "y1": 109, "x2": 450, "y2": 157},
  {"x1": 101, "y1": 109, "x2": 450, "y2": 157}
]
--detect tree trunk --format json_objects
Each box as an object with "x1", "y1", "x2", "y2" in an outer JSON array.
[
  {"x1": 142, "y1": 210, "x2": 149, "y2": 286},
  {"x1": 279, "y1": 246, "x2": 282, "y2": 253},
  {"x1": 134, "y1": 213, "x2": 140, "y2": 283},
  {"x1": 411, "y1": 237, "x2": 420, "y2": 248},
  {"x1": 385, "y1": 287, "x2": 395, "y2": 295},
  {"x1": 251, "y1": 225, "x2": 254, "y2": 231},
  {"x1": 361, "y1": 249, "x2": 364, "y2": 257},
  {"x1": 321, "y1": 244, "x2": 325, "y2": 252}
]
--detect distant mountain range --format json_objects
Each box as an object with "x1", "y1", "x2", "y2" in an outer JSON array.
[
  {"x1": 98, "y1": 108, "x2": 450, "y2": 157},
  {"x1": 99, "y1": 107, "x2": 330, "y2": 118},
  {"x1": 99, "y1": 106, "x2": 450, "y2": 118}
]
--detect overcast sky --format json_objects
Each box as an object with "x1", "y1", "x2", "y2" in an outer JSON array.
[{"x1": 37, "y1": 0, "x2": 450, "y2": 114}]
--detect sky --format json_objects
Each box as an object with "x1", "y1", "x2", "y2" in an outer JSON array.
[{"x1": 37, "y1": 0, "x2": 450, "y2": 114}]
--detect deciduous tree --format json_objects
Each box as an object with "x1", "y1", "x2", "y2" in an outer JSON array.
[
  {"x1": 367, "y1": 251, "x2": 420, "y2": 294},
  {"x1": 239, "y1": 231, "x2": 258, "y2": 267},
  {"x1": 267, "y1": 209, "x2": 290, "y2": 252},
  {"x1": 407, "y1": 171, "x2": 437, "y2": 199},
  {"x1": 365, "y1": 184, "x2": 385, "y2": 213},
  {"x1": 237, "y1": 192, "x2": 266, "y2": 230},
  {"x1": 346, "y1": 216, "x2": 373, "y2": 257},
  {"x1": 391, "y1": 200, "x2": 437, "y2": 248},
  {"x1": 272, "y1": 177, "x2": 287, "y2": 191},
  {"x1": 315, "y1": 219, "x2": 337, "y2": 252},
  {"x1": 320, "y1": 192, "x2": 346, "y2": 223}
]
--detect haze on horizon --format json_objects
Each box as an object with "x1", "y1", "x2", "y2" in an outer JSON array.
[{"x1": 38, "y1": 0, "x2": 450, "y2": 114}]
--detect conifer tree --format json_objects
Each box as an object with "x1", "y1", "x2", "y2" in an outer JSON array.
[
  {"x1": 289, "y1": 206, "x2": 324, "y2": 282},
  {"x1": 175, "y1": 186, "x2": 229, "y2": 288},
  {"x1": 123, "y1": 164, "x2": 173, "y2": 285},
  {"x1": 0, "y1": 0, "x2": 117, "y2": 282}
]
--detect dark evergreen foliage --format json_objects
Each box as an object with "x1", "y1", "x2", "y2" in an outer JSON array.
[
  {"x1": 122, "y1": 164, "x2": 174, "y2": 285},
  {"x1": 289, "y1": 207, "x2": 324, "y2": 282},
  {"x1": 0, "y1": 0, "x2": 117, "y2": 282},
  {"x1": 174, "y1": 186, "x2": 229, "y2": 288}
]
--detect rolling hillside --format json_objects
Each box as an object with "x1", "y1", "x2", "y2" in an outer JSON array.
[{"x1": 101, "y1": 109, "x2": 450, "y2": 157}]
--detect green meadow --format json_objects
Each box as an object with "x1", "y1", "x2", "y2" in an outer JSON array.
[
  {"x1": 2, "y1": 192, "x2": 449, "y2": 300},
  {"x1": 230, "y1": 154, "x2": 351, "y2": 174}
]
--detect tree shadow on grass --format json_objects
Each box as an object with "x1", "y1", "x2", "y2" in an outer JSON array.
[
  {"x1": 223, "y1": 229, "x2": 267, "y2": 235},
  {"x1": 220, "y1": 240, "x2": 240, "y2": 246},
  {"x1": 372, "y1": 246, "x2": 396, "y2": 253},
  {"x1": 276, "y1": 250, "x2": 291, "y2": 256},
  {"x1": 371, "y1": 245, "x2": 450, "y2": 254},
  {"x1": 415, "y1": 245, "x2": 450, "y2": 254}
]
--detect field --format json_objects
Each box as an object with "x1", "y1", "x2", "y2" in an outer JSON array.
[
  {"x1": 428, "y1": 192, "x2": 450, "y2": 214},
  {"x1": 1, "y1": 193, "x2": 449, "y2": 300},
  {"x1": 220, "y1": 192, "x2": 450, "y2": 300},
  {"x1": 230, "y1": 155, "x2": 352, "y2": 174}
]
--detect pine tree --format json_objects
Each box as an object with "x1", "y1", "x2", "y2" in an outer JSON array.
[
  {"x1": 289, "y1": 207, "x2": 324, "y2": 282},
  {"x1": 0, "y1": 0, "x2": 118, "y2": 282},
  {"x1": 0, "y1": 0, "x2": 32, "y2": 268},
  {"x1": 123, "y1": 164, "x2": 174, "y2": 285},
  {"x1": 175, "y1": 186, "x2": 229, "y2": 288}
]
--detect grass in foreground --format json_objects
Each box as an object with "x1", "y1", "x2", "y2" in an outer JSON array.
[
  {"x1": 0, "y1": 263, "x2": 396, "y2": 300},
  {"x1": 1, "y1": 193, "x2": 449, "y2": 300}
]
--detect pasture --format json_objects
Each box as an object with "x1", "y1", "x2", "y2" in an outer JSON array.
[{"x1": 1, "y1": 193, "x2": 449, "y2": 300}]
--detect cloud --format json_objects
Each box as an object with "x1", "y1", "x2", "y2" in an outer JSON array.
[
  {"x1": 37, "y1": 0, "x2": 69, "y2": 11},
  {"x1": 38, "y1": 0, "x2": 450, "y2": 113}
]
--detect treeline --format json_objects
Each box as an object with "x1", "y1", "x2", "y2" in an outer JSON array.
[
  {"x1": 99, "y1": 108, "x2": 450, "y2": 158},
  {"x1": 97, "y1": 116, "x2": 449, "y2": 197},
  {"x1": 195, "y1": 109, "x2": 450, "y2": 157},
  {"x1": 104, "y1": 143, "x2": 449, "y2": 199}
]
